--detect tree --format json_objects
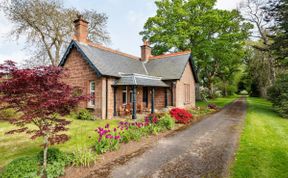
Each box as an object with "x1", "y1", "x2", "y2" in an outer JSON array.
[
  {"x1": 265, "y1": 0, "x2": 288, "y2": 67},
  {"x1": 267, "y1": 74, "x2": 288, "y2": 118},
  {"x1": 140, "y1": 0, "x2": 251, "y2": 98},
  {"x1": 239, "y1": 0, "x2": 277, "y2": 85},
  {"x1": 243, "y1": 45, "x2": 272, "y2": 96},
  {"x1": 0, "y1": 61, "x2": 86, "y2": 175},
  {"x1": 0, "y1": 0, "x2": 110, "y2": 67}
]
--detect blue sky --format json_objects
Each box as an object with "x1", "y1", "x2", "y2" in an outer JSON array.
[{"x1": 0, "y1": 0, "x2": 242, "y2": 64}]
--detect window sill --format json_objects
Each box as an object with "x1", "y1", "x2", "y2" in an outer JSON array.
[{"x1": 87, "y1": 105, "x2": 95, "y2": 109}]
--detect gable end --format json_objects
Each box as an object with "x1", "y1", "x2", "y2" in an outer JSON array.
[{"x1": 59, "y1": 41, "x2": 102, "y2": 77}]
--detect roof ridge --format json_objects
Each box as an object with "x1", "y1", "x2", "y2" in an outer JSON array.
[
  {"x1": 87, "y1": 41, "x2": 140, "y2": 60},
  {"x1": 149, "y1": 51, "x2": 191, "y2": 60}
]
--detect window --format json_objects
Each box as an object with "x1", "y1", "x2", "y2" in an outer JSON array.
[
  {"x1": 129, "y1": 89, "x2": 133, "y2": 103},
  {"x1": 89, "y1": 81, "x2": 95, "y2": 106},
  {"x1": 184, "y1": 84, "x2": 190, "y2": 103},
  {"x1": 122, "y1": 87, "x2": 127, "y2": 104}
]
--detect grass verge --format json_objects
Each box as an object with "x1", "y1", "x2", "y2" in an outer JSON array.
[{"x1": 230, "y1": 97, "x2": 288, "y2": 178}]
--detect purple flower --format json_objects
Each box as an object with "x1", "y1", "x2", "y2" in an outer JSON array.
[
  {"x1": 105, "y1": 134, "x2": 113, "y2": 139},
  {"x1": 105, "y1": 124, "x2": 110, "y2": 128},
  {"x1": 114, "y1": 128, "x2": 117, "y2": 132}
]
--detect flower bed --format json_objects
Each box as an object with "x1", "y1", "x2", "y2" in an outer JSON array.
[{"x1": 94, "y1": 113, "x2": 175, "y2": 155}]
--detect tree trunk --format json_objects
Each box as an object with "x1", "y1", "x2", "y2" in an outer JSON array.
[
  {"x1": 223, "y1": 82, "x2": 228, "y2": 97},
  {"x1": 260, "y1": 87, "x2": 267, "y2": 98},
  {"x1": 43, "y1": 135, "x2": 48, "y2": 175},
  {"x1": 208, "y1": 82, "x2": 214, "y2": 99}
]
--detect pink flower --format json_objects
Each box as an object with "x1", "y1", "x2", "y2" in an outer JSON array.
[{"x1": 114, "y1": 135, "x2": 121, "y2": 140}]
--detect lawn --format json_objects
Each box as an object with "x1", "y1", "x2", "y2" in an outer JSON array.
[
  {"x1": 0, "y1": 117, "x2": 120, "y2": 168},
  {"x1": 230, "y1": 97, "x2": 288, "y2": 178},
  {"x1": 196, "y1": 95, "x2": 239, "y2": 108}
]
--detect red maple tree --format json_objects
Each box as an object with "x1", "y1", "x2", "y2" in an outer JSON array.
[{"x1": 0, "y1": 60, "x2": 86, "y2": 172}]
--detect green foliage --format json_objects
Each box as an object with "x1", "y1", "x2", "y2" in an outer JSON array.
[
  {"x1": 71, "y1": 147, "x2": 96, "y2": 167},
  {"x1": 189, "y1": 107, "x2": 213, "y2": 116},
  {"x1": 45, "y1": 161, "x2": 66, "y2": 178},
  {"x1": 0, "y1": 108, "x2": 17, "y2": 120},
  {"x1": 120, "y1": 127, "x2": 143, "y2": 143},
  {"x1": 95, "y1": 137, "x2": 120, "y2": 154},
  {"x1": 267, "y1": 75, "x2": 288, "y2": 118},
  {"x1": 239, "y1": 90, "x2": 248, "y2": 95},
  {"x1": 37, "y1": 148, "x2": 72, "y2": 165},
  {"x1": 140, "y1": 0, "x2": 251, "y2": 97},
  {"x1": 0, "y1": 156, "x2": 39, "y2": 178},
  {"x1": 266, "y1": 0, "x2": 288, "y2": 67},
  {"x1": 157, "y1": 114, "x2": 175, "y2": 130},
  {"x1": 37, "y1": 148, "x2": 72, "y2": 178},
  {"x1": 75, "y1": 109, "x2": 95, "y2": 120}
]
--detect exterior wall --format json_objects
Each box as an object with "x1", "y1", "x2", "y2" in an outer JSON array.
[
  {"x1": 175, "y1": 63, "x2": 196, "y2": 108},
  {"x1": 61, "y1": 47, "x2": 104, "y2": 118}
]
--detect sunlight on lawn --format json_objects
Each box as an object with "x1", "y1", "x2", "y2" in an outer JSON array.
[
  {"x1": 196, "y1": 95, "x2": 239, "y2": 108},
  {"x1": 230, "y1": 97, "x2": 288, "y2": 178},
  {"x1": 0, "y1": 118, "x2": 120, "y2": 168}
]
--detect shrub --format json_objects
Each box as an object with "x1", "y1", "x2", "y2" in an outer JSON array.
[
  {"x1": 71, "y1": 147, "x2": 96, "y2": 167},
  {"x1": 239, "y1": 90, "x2": 248, "y2": 95},
  {"x1": 38, "y1": 148, "x2": 72, "y2": 178},
  {"x1": 268, "y1": 75, "x2": 288, "y2": 118},
  {"x1": 0, "y1": 156, "x2": 39, "y2": 178},
  {"x1": 75, "y1": 109, "x2": 95, "y2": 120},
  {"x1": 37, "y1": 148, "x2": 72, "y2": 165},
  {"x1": 170, "y1": 108, "x2": 193, "y2": 124},
  {"x1": 157, "y1": 114, "x2": 175, "y2": 130},
  {"x1": 46, "y1": 161, "x2": 66, "y2": 178}
]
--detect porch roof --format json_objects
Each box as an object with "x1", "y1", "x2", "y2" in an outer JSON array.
[{"x1": 113, "y1": 73, "x2": 169, "y2": 87}]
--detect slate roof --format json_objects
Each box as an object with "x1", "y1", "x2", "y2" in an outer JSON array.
[
  {"x1": 145, "y1": 53, "x2": 191, "y2": 80},
  {"x1": 114, "y1": 74, "x2": 168, "y2": 87},
  {"x1": 59, "y1": 40, "x2": 198, "y2": 85}
]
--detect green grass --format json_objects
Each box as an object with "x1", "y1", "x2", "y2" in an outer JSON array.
[
  {"x1": 196, "y1": 95, "x2": 239, "y2": 108},
  {"x1": 0, "y1": 117, "x2": 119, "y2": 168},
  {"x1": 230, "y1": 97, "x2": 288, "y2": 178}
]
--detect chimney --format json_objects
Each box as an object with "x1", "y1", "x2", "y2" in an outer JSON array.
[
  {"x1": 140, "y1": 40, "x2": 151, "y2": 62},
  {"x1": 73, "y1": 15, "x2": 89, "y2": 43}
]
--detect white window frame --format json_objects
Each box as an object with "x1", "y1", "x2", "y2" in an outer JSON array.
[{"x1": 88, "y1": 81, "x2": 95, "y2": 107}]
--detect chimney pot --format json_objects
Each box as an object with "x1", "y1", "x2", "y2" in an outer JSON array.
[{"x1": 73, "y1": 15, "x2": 89, "y2": 43}]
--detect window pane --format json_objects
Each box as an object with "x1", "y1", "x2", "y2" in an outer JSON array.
[
  {"x1": 89, "y1": 81, "x2": 95, "y2": 106},
  {"x1": 90, "y1": 81, "x2": 95, "y2": 91}
]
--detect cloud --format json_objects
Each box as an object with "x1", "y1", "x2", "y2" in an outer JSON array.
[{"x1": 215, "y1": 0, "x2": 242, "y2": 10}]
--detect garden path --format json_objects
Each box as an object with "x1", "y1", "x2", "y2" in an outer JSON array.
[{"x1": 106, "y1": 98, "x2": 247, "y2": 178}]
